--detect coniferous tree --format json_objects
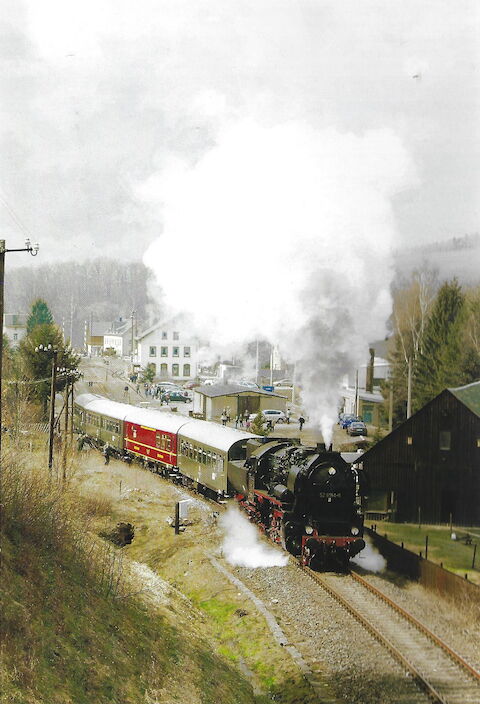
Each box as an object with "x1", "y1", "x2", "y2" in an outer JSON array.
[
  {"x1": 26, "y1": 299, "x2": 54, "y2": 333},
  {"x1": 412, "y1": 279, "x2": 466, "y2": 411},
  {"x1": 19, "y1": 323, "x2": 80, "y2": 415}
]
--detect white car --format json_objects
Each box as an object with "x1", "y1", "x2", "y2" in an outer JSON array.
[{"x1": 249, "y1": 409, "x2": 287, "y2": 424}]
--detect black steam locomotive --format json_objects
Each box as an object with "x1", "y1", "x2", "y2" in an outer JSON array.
[{"x1": 229, "y1": 438, "x2": 366, "y2": 570}]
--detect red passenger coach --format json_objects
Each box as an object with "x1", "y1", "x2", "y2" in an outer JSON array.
[{"x1": 123, "y1": 407, "x2": 189, "y2": 469}]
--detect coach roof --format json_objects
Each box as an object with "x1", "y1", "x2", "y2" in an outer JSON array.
[
  {"x1": 75, "y1": 393, "x2": 131, "y2": 420},
  {"x1": 179, "y1": 418, "x2": 259, "y2": 452}
]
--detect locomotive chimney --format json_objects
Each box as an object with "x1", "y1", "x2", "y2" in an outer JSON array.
[{"x1": 366, "y1": 347, "x2": 375, "y2": 393}]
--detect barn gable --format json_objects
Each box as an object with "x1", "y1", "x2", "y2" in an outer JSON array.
[{"x1": 360, "y1": 383, "x2": 480, "y2": 525}]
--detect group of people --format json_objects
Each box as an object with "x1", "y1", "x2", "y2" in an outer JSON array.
[{"x1": 219, "y1": 407, "x2": 306, "y2": 431}]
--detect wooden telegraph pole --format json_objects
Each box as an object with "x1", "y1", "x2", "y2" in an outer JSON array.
[
  {"x1": 0, "y1": 238, "x2": 39, "y2": 468},
  {"x1": 48, "y1": 350, "x2": 58, "y2": 472}
]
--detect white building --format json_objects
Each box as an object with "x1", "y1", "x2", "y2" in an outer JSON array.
[
  {"x1": 3, "y1": 314, "x2": 27, "y2": 347},
  {"x1": 135, "y1": 319, "x2": 198, "y2": 381},
  {"x1": 103, "y1": 319, "x2": 134, "y2": 358}
]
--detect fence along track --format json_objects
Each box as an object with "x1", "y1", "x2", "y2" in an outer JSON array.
[{"x1": 301, "y1": 566, "x2": 480, "y2": 704}]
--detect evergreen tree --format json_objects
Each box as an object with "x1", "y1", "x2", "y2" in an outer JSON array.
[
  {"x1": 19, "y1": 323, "x2": 80, "y2": 415},
  {"x1": 250, "y1": 412, "x2": 268, "y2": 436},
  {"x1": 412, "y1": 279, "x2": 466, "y2": 411},
  {"x1": 458, "y1": 287, "x2": 480, "y2": 384},
  {"x1": 26, "y1": 299, "x2": 54, "y2": 333}
]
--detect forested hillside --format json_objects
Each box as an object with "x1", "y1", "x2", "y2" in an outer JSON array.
[{"x1": 5, "y1": 260, "x2": 160, "y2": 347}]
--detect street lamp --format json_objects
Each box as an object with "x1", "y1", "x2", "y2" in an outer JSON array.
[
  {"x1": 35, "y1": 344, "x2": 58, "y2": 471},
  {"x1": 0, "y1": 238, "x2": 39, "y2": 464}
]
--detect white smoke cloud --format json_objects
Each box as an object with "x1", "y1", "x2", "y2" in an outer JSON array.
[
  {"x1": 352, "y1": 537, "x2": 386, "y2": 573},
  {"x1": 142, "y1": 119, "x2": 416, "y2": 441},
  {"x1": 219, "y1": 506, "x2": 289, "y2": 568}
]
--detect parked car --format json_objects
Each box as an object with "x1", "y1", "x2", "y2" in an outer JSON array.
[
  {"x1": 347, "y1": 421, "x2": 368, "y2": 436},
  {"x1": 341, "y1": 414, "x2": 359, "y2": 429},
  {"x1": 249, "y1": 409, "x2": 287, "y2": 424},
  {"x1": 166, "y1": 392, "x2": 191, "y2": 403},
  {"x1": 183, "y1": 381, "x2": 200, "y2": 389},
  {"x1": 273, "y1": 379, "x2": 293, "y2": 387}
]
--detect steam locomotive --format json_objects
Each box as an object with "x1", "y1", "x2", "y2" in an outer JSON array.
[{"x1": 74, "y1": 393, "x2": 366, "y2": 569}]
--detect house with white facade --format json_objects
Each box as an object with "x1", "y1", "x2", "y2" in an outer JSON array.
[
  {"x1": 3, "y1": 313, "x2": 27, "y2": 347},
  {"x1": 103, "y1": 319, "x2": 134, "y2": 358},
  {"x1": 135, "y1": 319, "x2": 198, "y2": 381}
]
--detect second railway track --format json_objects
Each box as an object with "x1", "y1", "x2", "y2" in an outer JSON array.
[{"x1": 303, "y1": 566, "x2": 480, "y2": 704}]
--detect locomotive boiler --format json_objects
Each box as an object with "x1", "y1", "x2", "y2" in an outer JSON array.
[{"x1": 229, "y1": 438, "x2": 366, "y2": 569}]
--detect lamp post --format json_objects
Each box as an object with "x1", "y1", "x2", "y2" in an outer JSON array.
[
  {"x1": 0, "y1": 238, "x2": 39, "y2": 465},
  {"x1": 35, "y1": 344, "x2": 58, "y2": 472}
]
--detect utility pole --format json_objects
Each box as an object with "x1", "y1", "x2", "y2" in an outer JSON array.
[
  {"x1": 130, "y1": 310, "x2": 135, "y2": 365},
  {"x1": 48, "y1": 350, "x2": 58, "y2": 472},
  {"x1": 0, "y1": 238, "x2": 39, "y2": 466},
  {"x1": 354, "y1": 369, "x2": 359, "y2": 417},
  {"x1": 62, "y1": 373, "x2": 69, "y2": 481},
  {"x1": 255, "y1": 339, "x2": 259, "y2": 386},
  {"x1": 388, "y1": 385, "x2": 393, "y2": 432}
]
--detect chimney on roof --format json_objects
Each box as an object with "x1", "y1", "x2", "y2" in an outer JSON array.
[{"x1": 366, "y1": 348, "x2": 375, "y2": 393}]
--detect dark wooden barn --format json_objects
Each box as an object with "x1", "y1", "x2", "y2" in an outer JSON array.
[{"x1": 360, "y1": 381, "x2": 480, "y2": 526}]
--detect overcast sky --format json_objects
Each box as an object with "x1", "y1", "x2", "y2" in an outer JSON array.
[{"x1": 1, "y1": 0, "x2": 479, "y2": 267}]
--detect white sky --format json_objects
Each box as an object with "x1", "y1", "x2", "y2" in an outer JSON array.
[{"x1": 1, "y1": 0, "x2": 479, "y2": 265}]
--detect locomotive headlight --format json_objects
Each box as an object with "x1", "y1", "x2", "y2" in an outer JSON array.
[
  {"x1": 351, "y1": 526, "x2": 360, "y2": 536},
  {"x1": 328, "y1": 467, "x2": 336, "y2": 475},
  {"x1": 305, "y1": 525, "x2": 314, "y2": 535}
]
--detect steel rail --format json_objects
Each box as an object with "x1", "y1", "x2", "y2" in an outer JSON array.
[
  {"x1": 299, "y1": 565, "x2": 449, "y2": 704},
  {"x1": 350, "y1": 569, "x2": 480, "y2": 683}
]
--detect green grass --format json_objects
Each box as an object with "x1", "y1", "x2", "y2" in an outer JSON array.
[
  {"x1": 368, "y1": 521, "x2": 480, "y2": 583},
  {"x1": 0, "y1": 459, "x2": 257, "y2": 704}
]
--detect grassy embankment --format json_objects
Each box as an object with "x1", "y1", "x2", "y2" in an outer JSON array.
[
  {"x1": 78, "y1": 456, "x2": 321, "y2": 704},
  {"x1": 367, "y1": 521, "x2": 480, "y2": 585},
  {"x1": 0, "y1": 447, "x2": 257, "y2": 704}
]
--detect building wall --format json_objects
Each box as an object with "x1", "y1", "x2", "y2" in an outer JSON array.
[
  {"x1": 103, "y1": 334, "x2": 123, "y2": 356},
  {"x1": 4, "y1": 324, "x2": 27, "y2": 347},
  {"x1": 361, "y1": 390, "x2": 480, "y2": 525},
  {"x1": 193, "y1": 391, "x2": 286, "y2": 421},
  {"x1": 137, "y1": 326, "x2": 197, "y2": 380}
]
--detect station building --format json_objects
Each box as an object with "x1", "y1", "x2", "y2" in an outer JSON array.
[
  {"x1": 360, "y1": 381, "x2": 480, "y2": 526},
  {"x1": 192, "y1": 384, "x2": 287, "y2": 422}
]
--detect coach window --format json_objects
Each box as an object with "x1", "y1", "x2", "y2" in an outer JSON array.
[
  {"x1": 161, "y1": 347, "x2": 168, "y2": 357},
  {"x1": 173, "y1": 347, "x2": 179, "y2": 357},
  {"x1": 149, "y1": 346, "x2": 156, "y2": 357},
  {"x1": 156, "y1": 432, "x2": 161, "y2": 449},
  {"x1": 183, "y1": 364, "x2": 191, "y2": 377},
  {"x1": 172, "y1": 364, "x2": 179, "y2": 376}
]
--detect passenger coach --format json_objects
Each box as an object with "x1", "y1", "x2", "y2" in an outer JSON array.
[{"x1": 74, "y1": 393, "x2": 258, "y2": 496}]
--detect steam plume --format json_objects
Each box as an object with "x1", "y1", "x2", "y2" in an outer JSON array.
[
  {"x1": 142, "y1": 120, "x2": 415, "y2": 441},
  {"x1": 219, "y1": 506, "x2": 288, "y2": 568}
]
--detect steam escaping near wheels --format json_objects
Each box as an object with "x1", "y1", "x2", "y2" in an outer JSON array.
[
  {"x1": 219, "y1": 506, "x2": 289, "y2": 568},
  {"x1": 351, "y1": 537, "x2": 386, "y2": 573}
]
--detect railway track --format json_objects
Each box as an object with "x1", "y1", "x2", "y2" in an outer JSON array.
[{"x1": 301, "y1": 566, "x2": 480, "y2": 704}]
